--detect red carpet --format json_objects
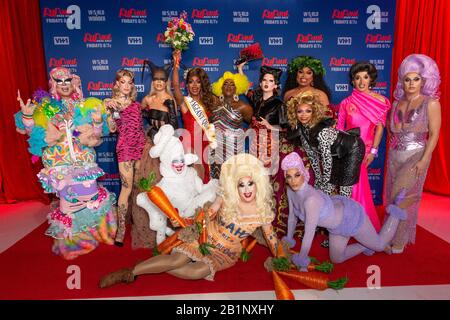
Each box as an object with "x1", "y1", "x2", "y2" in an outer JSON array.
[{"x1": 0, "y1": 221, "x2": 449, "y2": 300}]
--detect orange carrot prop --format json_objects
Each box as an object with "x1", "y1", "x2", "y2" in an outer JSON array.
[
  {"x1": 153, "y1": 230, "x2": 181, "y2": 256},
  {"x1": 241, "y1": 237, "x2": 250, "y2": 250},
  {"x1": 272, "y1": 271, "x2": 295, "y2": 300},
  {"x1": 139, "y1": 172, "x2": 187, "y2": 228},
  {"x1": 308, "y1": 257, "x2": 334, "y2": 273},
  {"x1": 161, "y1": 239, "x2": 184, "y2": 255},
  {"x1": 288, "y1": 254, "x2": 334, "y2": 274},
  {"x1": 240, "y1": 238, "x2": 257, "y2": 262},
  {"x1": 197, "y1": 213, "x2": 215, "y2": 256},
  {"x1": 272, "y1": 242, "x2": 291, "y2": 271},
  {"x1": 278, "y1": 270, "x2": 348, "y2": 291}
]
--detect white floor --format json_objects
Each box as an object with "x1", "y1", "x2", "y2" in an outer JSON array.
[{"x1": 1, "y1": 192, "x2": 450, "y2": 300}]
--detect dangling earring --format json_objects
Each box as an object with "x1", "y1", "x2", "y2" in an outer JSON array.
[
  {"x1": 233, "y1": 94, "x2": 239, "y2": 102},
  {"x1": 311, "y1": 81, "x2": 314, "y2": 87},
  {"x1": 219, "y1": 95, "x2": 224, "y2": 102}
]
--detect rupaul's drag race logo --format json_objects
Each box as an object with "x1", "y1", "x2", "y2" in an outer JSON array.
[
  {"x1": 191, "y1": 9, "x2": 219, "y2": 24},
  {"x1": 227, "y1": 33, "x2": 255, "y2": 48},
  {"x1": 365, "y1": 34, "x2": 392, "y2": 49},
  {"x1": 262, "y1": 57, "x2": 288, "y2": 72},
  {"x1": 192, "y1": 57, "x2": 220, "y2": 72},
  {"x1": 296, "y1": 34, "x2": 323, "y2": 49},
  {"x1": 87, "y1": 81, "x2": 114, "y2": 97},
  {"x1": 262, "y1": 9, "x2": 289, "y2": 24},
  {"x1": 83, "y1": 33, "x2": 112, "y2": 49},
  {"x1": 43, "y1": 5, "x2": 80, "y2": 29},
  {"x1": 332, "y1": 9, "x2": 359, "y2": 25},
  {"x1": 156, "y1": 33, "x2": 171, "y2": 48},
  {"x1": 119, "y1": 8, "x2": 147, "y2": 24},
  {"x1": 329, "y1": 57, "x2": 356, "y2": 72},
  {"x1": 48, "y1": 57, "x2": 78, "y2": 73},
  {"x1": 121, "y1": 57, "x2": 146, "y2": 73},
  {"x1": 373, "y1": 81, "x2": 388, "y2": 96}
]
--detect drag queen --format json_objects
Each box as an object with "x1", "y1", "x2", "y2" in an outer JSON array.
[
  {"x1": 130, "y1": 63, "x2": 178, "y2": 249},
  {"x1": 209, "y1": 71, "x2": 252, "y2": 178},
  {"x1": 384, "y1": 54, "x2": 441, "y2": 254},
  {"x1": 239, "y1": 63, "x2": 285, "y2": 170},
  {"x1": 337, "y1": 62, "x2": 391, "y2": 231},
  {"x1": 286, "y1": 91, "x2": 365, "y2": 197},
  {"x1": 281, "y1": 152, "x2": 407, "y2": 267},
  {"x1": 15, "y1": 67, "x2": 116, "y2": 259},
  {"x1": 98, "y1": 154, "x2": 282, "y2": 287},
  {"x1": 104, "y1": 69, "x2": 145, "y2": 246},
  {"x1": 284, "y1": 56, "x2": 331, "y2": 108},
  {"x1": 172, "y1": 50, "x2": 217, "y2": 182}
]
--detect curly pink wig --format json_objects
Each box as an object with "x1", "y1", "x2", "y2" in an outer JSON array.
[
  {"x1": 393, "y1": 54, "x2": 440, "y2": 100},
  {"x1": 49, "y1": 67, "x2": 83, "y2": 100}
]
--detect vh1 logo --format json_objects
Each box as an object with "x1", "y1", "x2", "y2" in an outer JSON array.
[
  {"x1": 135, "y1": 84, "x2": 145, "y2": 93},
  {"x1": 128, "y1": 37, "x2": 143, "y2": 45},
  {"x1": 54, "y1": 36, "x2": 70, "y2": 45},
  {"x1": 337, "y1": 37, "x2": 352, "y2": 45},
  {"x1": 268, "y1": 37, "x2": 283, "y2": 45},
  {"x1": 335, "y1": 84, "x2": 349, "y2": 91},
  {"x1": 199, "y1": 37, "x2": 214, "y2": 45}
]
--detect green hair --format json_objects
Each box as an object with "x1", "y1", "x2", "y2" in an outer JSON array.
[
  {"x1": 212, "y1": 71, "x2": 250, "y2": 96},
  {"x1": 288, "y1": 56, "x2": 326, "y2": 76}
]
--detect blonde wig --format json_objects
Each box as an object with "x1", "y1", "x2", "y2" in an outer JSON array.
[
  {"x1": 286, "y1": 91, "x2": 330, "y2": 129},
  {"x1": 219, "y1": 153, "x2": 274, "y2": 225},
  {"x1": 112, "y1": 69, "x2": 138, "y2": 102},
  {"x1": 212, "y1": 71, "x2": 250, "y2": 97}
]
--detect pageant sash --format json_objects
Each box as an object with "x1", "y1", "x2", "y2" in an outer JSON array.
[{"x1": 184, "y1": 96, "x2": 217, "y2": 149}]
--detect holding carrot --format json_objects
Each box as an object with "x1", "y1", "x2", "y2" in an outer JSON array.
[{"x1": 99, "y1": 154, "x2": 283, "y2": 288}]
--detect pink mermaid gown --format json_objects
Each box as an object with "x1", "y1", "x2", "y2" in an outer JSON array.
[{"x1": 337, "y1": 90, "x2": 391, "y2": 232}]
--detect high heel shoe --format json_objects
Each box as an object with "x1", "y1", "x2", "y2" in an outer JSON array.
[{"x1": 391, "y1": 245, "x2": 405, "y2": 254}]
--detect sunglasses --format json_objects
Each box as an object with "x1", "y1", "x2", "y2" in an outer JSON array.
[
  {"x1": 53, "y1": 77, "x2": 73, "y2": 86},
  {"x1": 153, "y1": 77, "x2": 167, "y2": 82}
]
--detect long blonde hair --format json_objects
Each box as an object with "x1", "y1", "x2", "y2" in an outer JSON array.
[
  {"x1": 286, "y1": 91, "x2": 329, "y2": 129},
  {"x1": 219, "y1": 154, "x2": 274, "y2": 224},
  {"x1": 112, "y1": 69, "x2": 137, "y2": 102}
]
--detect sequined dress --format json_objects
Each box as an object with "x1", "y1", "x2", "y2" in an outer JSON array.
[
  {"x1": 209, "y1": 103, "x2": 244, "y2": 179},
  {"x1": 384, "y1": 97, "x2": 431, "y2": 247}
]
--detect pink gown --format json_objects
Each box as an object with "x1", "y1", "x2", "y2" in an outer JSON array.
[{"x1": 337, "y1": 90, "x2": 391, "y2": 232}]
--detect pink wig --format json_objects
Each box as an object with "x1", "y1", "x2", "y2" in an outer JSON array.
[
  {"x1": 393, "y1": 54, "x2": 440, "y2": 100},
  {"x1": 281, "y1": 152, "x2": 310, "y2": 183},
  {"x1": 49, "y1": 67, "x2": 83, "y2": 100}
]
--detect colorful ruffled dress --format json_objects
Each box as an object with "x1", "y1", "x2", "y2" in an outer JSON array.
[{"x1": 14, "y1": 91, "x2": 117, "y2": 260}]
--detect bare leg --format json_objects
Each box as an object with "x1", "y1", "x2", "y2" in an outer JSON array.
[
  {"x1": 116, "y1": 161, "x2": 135, "y2": 244},
  {"x1": 133, "y1": 252, "x2": 191, "y2": 275},
  {"x1": 167, "y1": 262, "x2": 211, "y2": 280},
  {"x1": 99, "y1": 252, "x2": 192, "y2": 288}
]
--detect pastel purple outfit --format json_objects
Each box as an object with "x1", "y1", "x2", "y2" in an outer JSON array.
[
  {"x1": 281, "y1": 152, "x2": 406, "y2": 267},
  {"x1": 115, "y1": 102, "x2": 145, "y2": 162},
  {"x1": 337, "y1": 90, "x2": 391, "y2": 231},
  {"x1": 384, "y1": 97, "x2": 432, "y2": 248}
]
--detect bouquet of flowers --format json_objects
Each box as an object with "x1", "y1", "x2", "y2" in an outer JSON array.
[{"x1": 164, "y1": 11, "x2": 195, "y2": 51}]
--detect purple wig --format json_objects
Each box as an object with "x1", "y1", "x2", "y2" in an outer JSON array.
[{"x1": 393, "y1": 54, "x2": 440, "y2": 100}]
